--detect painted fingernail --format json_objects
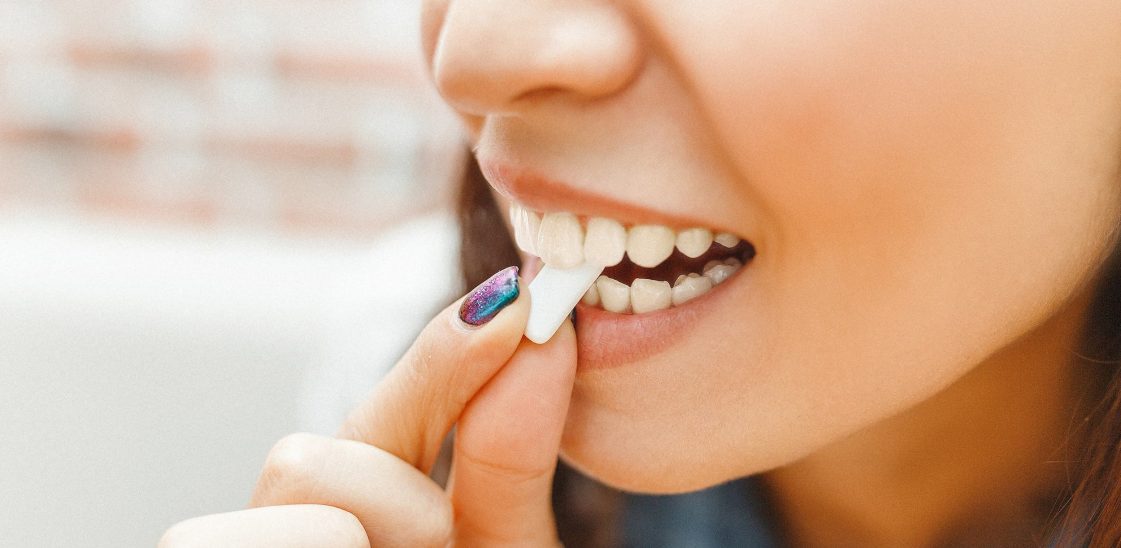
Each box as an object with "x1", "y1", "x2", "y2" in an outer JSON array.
[{"x1": 459, "y1": 266, "x2": 520, "y2": 326}]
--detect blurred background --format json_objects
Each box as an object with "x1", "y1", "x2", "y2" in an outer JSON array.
[{"x1": 0, "y1": 1, "x2": 465, "y2": 545}]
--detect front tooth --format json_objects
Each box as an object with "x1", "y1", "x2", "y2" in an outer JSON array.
[
  {"x1": 582, "y1": 282, "x2": 600, "y2": 306},
  {"x1": 630, "y1": 278, "x2": 672, "y2": 314},
  {"x1": 676, "y1": 228, "x2": 713, "y2": 258},
  {"x1": 672, "y1": 275, "x2": 713, "y2": 306},
  {"x1": 537, "y1": 212, "x2": 585, "y2": 268},
  {"x1": 510, "y1": 204, "x2": 542, "y2": 255},
  {"x1": 583, "y1": 217, "x2": 627, "y2": 266},
  {"x1": 704, "y1": 263, "x2": 738, "y2": 285},
  {"x1": 596, "y1": 276, "x2": 631, "y2": 313},
  {"x1": 627, "y1": 225, "x2": 676, "y2": 268},
  {"x1": 714, "y1": 232, "x2": 741, "y2": 248}
]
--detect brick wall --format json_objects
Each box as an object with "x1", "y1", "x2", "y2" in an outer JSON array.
[{"x1": 0, "y1": 0, "x2": 463, "y2": 235}]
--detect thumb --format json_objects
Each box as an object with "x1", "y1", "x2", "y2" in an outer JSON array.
[
  {"x1": 337, "y1": 266, "x2": 528, "y2": 472},
  {"x1": 449, "y1": 319, "x2": 577, "y2": 545}
]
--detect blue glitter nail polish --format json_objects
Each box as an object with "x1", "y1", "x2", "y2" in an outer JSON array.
[{"x1": 459, "y1": 266, "x2": 520, "y2": 326}]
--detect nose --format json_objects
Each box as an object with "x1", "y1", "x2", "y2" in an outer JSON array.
[{"x1": 428, "y1": 0, "x2": 643, "y2": 116}]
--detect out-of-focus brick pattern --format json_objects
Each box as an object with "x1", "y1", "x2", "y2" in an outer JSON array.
[{"x1": 0, "y1": 0, "x2": 463, "y2": 235}]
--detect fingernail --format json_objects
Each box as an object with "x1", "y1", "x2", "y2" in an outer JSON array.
[{"x1": 459, "y1": 266, "x2": 520, "y2": 326}]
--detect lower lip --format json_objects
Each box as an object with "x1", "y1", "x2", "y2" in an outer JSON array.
[{"x1": 570, "y1": 263, "x2": 754, "y2": 370}]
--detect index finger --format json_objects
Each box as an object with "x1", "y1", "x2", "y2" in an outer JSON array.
[{"x1": 336, "y1": 267, "x2": 529, "y2": 472}]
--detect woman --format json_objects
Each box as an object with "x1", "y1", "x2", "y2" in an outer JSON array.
[{"x1": 163, "y1": 1, "x2": 1121, "y2": 545}]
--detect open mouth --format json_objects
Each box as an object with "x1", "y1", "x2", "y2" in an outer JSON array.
[{"x1": 510, "y1": 203, "x2": 756, "y2": 314}]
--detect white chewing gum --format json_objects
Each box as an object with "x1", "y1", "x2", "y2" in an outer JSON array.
[{"x1": 525, "y1": 262, "x2": 604, "y2": 344}]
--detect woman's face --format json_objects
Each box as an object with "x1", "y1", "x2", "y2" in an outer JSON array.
[{"x1": 421, "y1": 1, "x2": 1121, "y2": 492}]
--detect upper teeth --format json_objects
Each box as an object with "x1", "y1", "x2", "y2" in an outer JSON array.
[
  {"x1": 584, "y1": 217, "x2": 627, "y2": 266},
  {"x1": 509, "y1": 203, "x2": 742, "y2": 268},
  {"x1": 536, "y1": 212, "x2": 585, "y2": 269},
  {"x1": 511, "y1": 205, "x2": 542, "y2": 255},
  {"x1": 675, "y1": 228, "x2": 714, "y2": 258}
]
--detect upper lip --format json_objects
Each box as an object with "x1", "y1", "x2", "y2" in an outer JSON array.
[{"x1": 477, "y1": 157, "x2": 739, "y2": 232}]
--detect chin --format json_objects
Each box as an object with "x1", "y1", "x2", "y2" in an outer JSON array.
[{"x1": 557, "y1": 400, "x2": 792, "y2": 495}]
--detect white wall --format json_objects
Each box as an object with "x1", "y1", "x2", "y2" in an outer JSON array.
[{"x1": 0, "y1": 211, "x2": 455, "y2": 547}]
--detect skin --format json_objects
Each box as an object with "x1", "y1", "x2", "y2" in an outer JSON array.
[
  {"x1": 422, "y1": 0, "x2": 1121, "y2": 543},
  {"x1": 165, "y1": 1, "x2": 1121, "y2": 546}
]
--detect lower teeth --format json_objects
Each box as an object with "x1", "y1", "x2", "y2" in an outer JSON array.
[{"x1": 582, "y1": 257, "x2": 745, "y2": 314}]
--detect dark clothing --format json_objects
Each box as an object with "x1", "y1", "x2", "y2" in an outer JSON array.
[{"x1": 622, "y1": 477, "x2": 780, "y2": 548}]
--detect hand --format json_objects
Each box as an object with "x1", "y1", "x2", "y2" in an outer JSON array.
[{"x1": 161, "y1": 272, "x2": 577, "y2": 547}]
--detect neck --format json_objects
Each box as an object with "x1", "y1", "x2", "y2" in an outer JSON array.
[{"x1": 762, "y1": 289, "x2": 1104, "y2": 546}]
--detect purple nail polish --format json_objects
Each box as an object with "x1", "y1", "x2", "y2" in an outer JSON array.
[{"x1": 459, "y1": 266, "x2": 520, "y2": 326}]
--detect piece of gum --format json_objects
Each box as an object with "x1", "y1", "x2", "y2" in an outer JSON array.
[{"x1": 525, "y1": 262, "x2": 604, "y2": 344}]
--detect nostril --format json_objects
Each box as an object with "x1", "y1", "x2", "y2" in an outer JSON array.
[{"x1": 513, "y1": 86, "x2": 568, "y2": 104}]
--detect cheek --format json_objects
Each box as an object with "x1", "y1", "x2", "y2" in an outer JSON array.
[
  {"x1": 685, "y1": 1, "x2": 1121, "y2": 354},
  {"x1": 675, "y1": 1, "x2": 1121, "y2": 247}
]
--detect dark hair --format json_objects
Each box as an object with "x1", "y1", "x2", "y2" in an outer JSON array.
[
  {"x1": 452, "y1": 150, "x2": 1121, "y2": 546},
  {"x1": 1050, "y1": 234, "x2": 1121, "y2": 546}
]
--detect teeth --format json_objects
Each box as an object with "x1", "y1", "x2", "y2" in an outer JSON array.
[
  {"x1": 703, "y1": 261, "x2": 739, "y2": 286},
  {"x1": 714, "y1": 232, "x2": 741, "y2": 248},
  {"x1": 630, "y1": 278, "x2": 672, "y2": 314},
  {"x1": 583, "y1": 217, "x2": 627, "y2": 266},
  {"x1": 537, "y1": 212, "x2": 585, "y2": 268},
  {"x1": 581, "y1": 263, "x2": 740, "y2": 315},
  {"x1": 510, "y1": 204, "x2": 541, "y2": 254},
  {"x1": 672, "y1": 274, "x2": 713, "y2": 306},
  {"x1": 675, "y1": 273, "x2": 702, "y2": 285},
  {"x1": 511, "y1": 203, "x2": 749, "y2": 314},
  {"x1": 596, "y1": 276, "x2": 631, "y2": 313},
  {"x1": 581, "y1": 282, "x2": 600, "y2": 306},
  {"x1": 626, "y1": 225, "x2": 676, "y2": 268},
  {"x1": 675, "y1": 228, "x2": 713, "y2": 258}
]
